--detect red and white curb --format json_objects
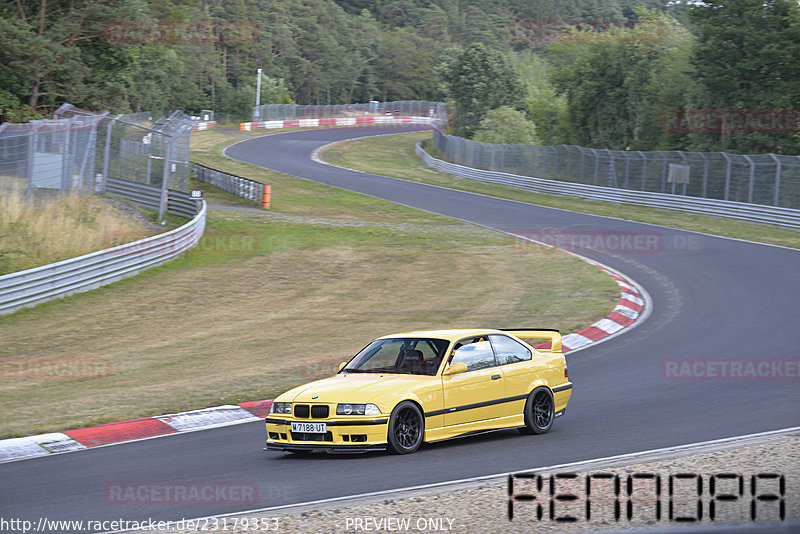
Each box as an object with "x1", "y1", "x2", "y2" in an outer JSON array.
[
  {"x1": 0, "y1": 401, "x2": 272, "y2": 463},
  {"x1": 240, "y1": 115, "x2": 438, "y2": 131},
  {"x1": 561, "y1": 263, "x2": 648, "y2": 352}
]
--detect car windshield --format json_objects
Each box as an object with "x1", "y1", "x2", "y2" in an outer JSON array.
[{"x1": 342, "y1": 338, "x2": 450, "y2": 376}]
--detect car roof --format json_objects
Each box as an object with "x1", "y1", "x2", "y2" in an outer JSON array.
[{"x1": 378, "y1": 329, "x2": 505, "y2": 342}]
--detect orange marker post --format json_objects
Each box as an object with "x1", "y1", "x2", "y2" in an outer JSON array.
[{"x1": 262, "y1": 185, "x2": 271, "y2": 209}]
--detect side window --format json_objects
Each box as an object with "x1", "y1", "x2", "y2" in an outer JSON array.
[
  {"x1": 450, "y1": 338, "x2": 497, "y2": 371},
  {"x1": 489, "y1": 335, "x2": 532, "y2": 365}
]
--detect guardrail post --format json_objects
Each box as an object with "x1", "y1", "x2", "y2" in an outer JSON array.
[{"x1": 262, "y1": 185, "x2": 271, "y2": 209}]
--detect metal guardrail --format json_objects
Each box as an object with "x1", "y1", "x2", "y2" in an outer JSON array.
[
  {"x1": 193, "y1": 163, "x2": 266, "y2": 205},
  {"x1": 417, "y1": 141, "x2": 800, "y2": 229},
  {"x1": 106, "y1": 178, "x2": 198, "y2": 218},
  {"x1": 0, "y1": 201, "x2": 206, "y2": 316}
]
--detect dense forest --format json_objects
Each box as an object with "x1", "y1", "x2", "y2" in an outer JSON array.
[{"x1": 1, "y1": 0, "x2": 799, "y2": 154}]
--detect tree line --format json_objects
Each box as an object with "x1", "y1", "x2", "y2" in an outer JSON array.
[{"x1": 1, "y1": 0, "x2": 798, "y2": 154}]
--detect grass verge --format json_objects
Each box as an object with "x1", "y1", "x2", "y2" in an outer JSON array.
[
  {"x1": 320, "y1": 131, "x2": 800, "y2": 249},
  {"x1": 0, "y1": 127, "x2": 618, "y2": 439},
  {"x1": 0, "y1": 188, "x2": 154, "y2": 275}
]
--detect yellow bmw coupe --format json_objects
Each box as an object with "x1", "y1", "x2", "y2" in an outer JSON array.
[{"x1": 264, "y1": 328, "x2": 572, "y2": 454}]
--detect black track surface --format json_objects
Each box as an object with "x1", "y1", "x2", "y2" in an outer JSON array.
[{"x1": 2, "y1": 126, "x2": 798, "y2": 532}]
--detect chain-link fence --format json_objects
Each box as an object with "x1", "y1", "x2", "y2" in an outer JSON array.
[
  {"x1": 0, "y1": 104, "x2": 197, "y2": 218},
  {"x1": 100, "y1": 110, "x2": 195, "y2": 193},
  {"x1": 253, "y1": 101, "x2": 447, "y2": 124},
  {"x1": 433, "y1": 131, "x2": 800, "y2": 209},
  {"x1": 0, "y1": 104, "x2": 107, "y2": 197}
]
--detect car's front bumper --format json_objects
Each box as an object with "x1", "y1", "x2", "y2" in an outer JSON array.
[{"x1": 264, "y1": 416, "x2": 390, "y2": 454}]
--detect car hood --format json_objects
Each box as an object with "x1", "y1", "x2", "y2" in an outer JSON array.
[{"x1": 281, "y1": 373, "x2": 435, "y2": 404}]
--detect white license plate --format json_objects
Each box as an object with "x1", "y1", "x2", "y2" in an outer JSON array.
[{"x1": 291, "y1": 422, "x2": 326, "y2": 433}]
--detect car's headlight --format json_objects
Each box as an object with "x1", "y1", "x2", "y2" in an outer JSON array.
[
  {"x1": 270, "y1": 402, "x2": 292, "y2": 414},
  {"x1": 336, "y1": 403, "x2": 381, "y2": 416}
]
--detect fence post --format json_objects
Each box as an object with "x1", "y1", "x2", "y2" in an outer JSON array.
[
  {"x1": 744, "y1": 155, "x2": 755, "y2": 204},
  {"x1": 699, "y1": 153, "x2": 709, "y2": 198},
  {"x1": 158, "y1": 135, "x2": 172, "y2": 221},
  {"x1": 769, "y1": 154, "x2": 781, "y2": 207},
  {"x1": 26, "y1": 124, "x2": 37, "y2": 202},
  {"x1": 722, "y1": 153, "x2": 732, "y2": 201},
  {"x1": 591, "y1": 148, "x2": 599, "y2": 185},
  {"x1": 102, "y1": 114, "x2": 123, "y2": 194},
  {"x1": 639, "y1": 151, "x2": 647, "y2": 191},
  {"x1": 678, "y1": 151, "x2": 688, "y2": 195}
]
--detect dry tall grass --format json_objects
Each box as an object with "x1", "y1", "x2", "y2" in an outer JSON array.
[{"x1": 0, "y1": 187, "x2": 153, "y2": 275}]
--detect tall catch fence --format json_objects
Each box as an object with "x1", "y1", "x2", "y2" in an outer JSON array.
[
  {"x1": 0, "y1": 104, "x2": 107, "y2": 196},
  {"x1": 0, "y1": 104, "x2": 197, "y2": 219},
  {"x1": 253, "y1": 101, "x2": 447, "y2": 124},
  {"x1": 432, "y1": 130, "x2": 800, "y2": 210}
]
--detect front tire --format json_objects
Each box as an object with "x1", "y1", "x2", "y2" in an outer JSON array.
[
  {"x1": 519, "y1": 387, "x2": 555, "y2": 435},
  {"x1": 387, "y1": 401, "x2": 424, "y2": 454}
]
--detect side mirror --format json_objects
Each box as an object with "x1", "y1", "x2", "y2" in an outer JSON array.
[
  {"x1": 442, "y1": 362, "x2": 468, "y2": 376},
  {"x1": 338, "y1": 362, "x2": 348, "y2": 372}
]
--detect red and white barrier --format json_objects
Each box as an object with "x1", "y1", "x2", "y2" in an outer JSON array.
[
  {"x1": 192, "y1": 121, "x2": 217, "y2": 131},
  {"x1": 240, "y1": 116, "x2": 437, "y2": 131}
]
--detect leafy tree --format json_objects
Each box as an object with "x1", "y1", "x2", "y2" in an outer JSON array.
[
  {"x1": 374, "y1": 28, "x2": 441, "y2": 102},
  {"x1": 473, "y1": 106, "x2": 539, "y2": 144},
  {"x1": 687, "y1": 0, "x2": 800, "y2": 153},
  {"x1": 549, "y1": 12, "x2": 693, "y2": 150},
  {"x1": 437, "y1": 42, "x2": 525, "y2": 136},
  {"x1": 0, "y1": 0, "x2": 142, "y2": 110}
]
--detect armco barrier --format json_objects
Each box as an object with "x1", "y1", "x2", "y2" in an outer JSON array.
[
  {"x1": 105, "y1": 178, "x2": 198, "y2": 219},
  {"x1": 193, "y1": 163, "x2": 266, "y2": 206},
  {"x1": 0, "y1": 201, "x2": 206, "y2": 316},
  {"x1": 417, "y1": 142, "x2": 800, "y2": 229}
]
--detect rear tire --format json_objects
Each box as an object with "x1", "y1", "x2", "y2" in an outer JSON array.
[
  {"x1": 519, "y1": 387, "x2": 555, "y2": 435},
  {"x1": 387, "y1": 401, "x2": 424, "y2": 454}
]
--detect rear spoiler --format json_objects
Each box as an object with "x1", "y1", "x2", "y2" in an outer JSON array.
[{"x1": 500, "y1": 329, "x2": 562, "y2": 353}]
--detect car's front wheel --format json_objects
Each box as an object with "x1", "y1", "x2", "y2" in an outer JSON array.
[
  {"x1": 519, "y1": 387, "x2": 554, "y2": 435},
  {"x1": 387, "y1": 401, "x2": 424, "y2": 454}
]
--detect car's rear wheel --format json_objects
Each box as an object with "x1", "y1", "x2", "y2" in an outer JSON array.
[
  {"x1": 519, "y1": 387, "x2": 554, "y2": 435},
  {"x1": 387, "y1": 401, "x2": 424, "y2": 454}
]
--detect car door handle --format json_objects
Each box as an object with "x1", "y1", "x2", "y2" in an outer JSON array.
[{"x1": 491, "y1": 374, "x2": 501, "y2": 380}]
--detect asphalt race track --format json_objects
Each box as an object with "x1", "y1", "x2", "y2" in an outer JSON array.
[{"x1": 2, "y1": 126, "x2": 799, "y2": 531}]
